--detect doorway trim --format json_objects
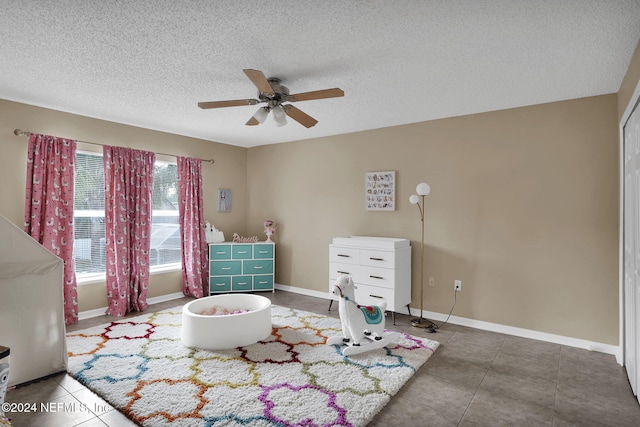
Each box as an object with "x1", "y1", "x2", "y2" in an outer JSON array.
[{"x1": 619, "y1": 77, "x2": 640, "y2": 368}]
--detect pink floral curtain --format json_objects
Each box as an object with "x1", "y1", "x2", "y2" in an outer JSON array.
[
  {"x1": 177, "y1": 157, "x2": 208, "y2": 297},
  {"x1": 24, "y1": 133, "x2": 78, "y2": 325},
  {"x1": 103, "y1": 146, "x2": 155, "y2": 316}
]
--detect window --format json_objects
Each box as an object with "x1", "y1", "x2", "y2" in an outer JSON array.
[
  {"x1": 73, "y1": 152, "x2": 180, "y2": 279},
  {"x1": 149, "y1": 161, "x2": 180, "y2": 267},
  {"x1": 74, "y1": 153, "x2": 105, "y2": 275}
]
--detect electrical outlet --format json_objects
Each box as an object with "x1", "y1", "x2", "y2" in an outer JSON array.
[
  {"x1": 428, "y1": 276, "x2": 435, "y2": 287},
  {"x1": 454, "y1": 280, "x2": 462, "y2": 291}
]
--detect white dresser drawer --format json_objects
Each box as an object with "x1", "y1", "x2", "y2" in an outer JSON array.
[
  {"x1": 354, "y1": 284, "x2": 395, "y2": 308},
  {"x1": 360, "y1": 249, "x2": 396, "y2": 269},
  {"x1": 330, "y1": 264, "x2": 394, "y2": 289},
  {"x1": 359, "y1": 265, "x2": 395, "y2": 289},
  {"x1": 329, "y1": 262, "x2": 361, "y2": 280},
  {"x1": 329, "y1": 246, "x2": 360, "y2": 264}
]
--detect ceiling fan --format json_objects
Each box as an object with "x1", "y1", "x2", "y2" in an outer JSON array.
[{"x1": 198, "y1": 69, "x2": 344, "y2": 128}]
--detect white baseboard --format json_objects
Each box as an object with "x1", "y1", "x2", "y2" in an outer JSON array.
[
  {"x1": 78, "y1": 285, "x2": 620, "y2": 359},
  {"x1": 274, "y1": 283, "x2": 331, "y2": 300},
  {"x1": 275, "y1": 283, "x2": 620, "y2": 358},
  {"x1": 416, "y1": 308, "x2": 619, "y2": 357},
  {"x1": 77, "y1": 292, "x2": 185, "y2": 320}
]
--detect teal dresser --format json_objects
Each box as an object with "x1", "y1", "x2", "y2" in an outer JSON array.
[{"x1": 208, "y1": 242, "x2": 275, "y2": 293}]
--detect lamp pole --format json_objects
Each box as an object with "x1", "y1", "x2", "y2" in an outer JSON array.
[{"x1": 410, "y1": 183, "x2": 436, "y2": 331}]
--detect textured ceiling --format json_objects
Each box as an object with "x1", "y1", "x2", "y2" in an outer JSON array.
[{"x1": 1, "y1": 1, "x2": 639, "y2": 148}]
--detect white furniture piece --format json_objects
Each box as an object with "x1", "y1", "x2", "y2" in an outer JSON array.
[
  {"x1": 0, "y1": 214, "x2": 67, "y2": 387},
  {"x1": 181, "y1": 294, "x2": 272, "y2": 350},
  {"x1": 328, "y1": 236, "x2": 411, "y2": 322},
  {"x1": 208, "y1": 242, "x2": 275, "y2": 294}
]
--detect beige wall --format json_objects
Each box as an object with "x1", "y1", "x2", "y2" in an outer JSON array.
[
  {"x1": 247, "y1": 94, "x2": 619, "y2": 345},
  {"x1": 0, "y1": 99, "x2": 248, "y2": 311}
]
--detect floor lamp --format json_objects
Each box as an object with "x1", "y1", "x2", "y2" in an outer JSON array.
[{"x1": 410, "y1": 182, "x2": 437, "y2": 331}]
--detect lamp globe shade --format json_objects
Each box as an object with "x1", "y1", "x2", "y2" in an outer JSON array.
[
  {"x1": 409, "y1": 195, "x2": 419, "y2": 204},
  {"x1": 416, "y1": 182, "x2": 431, "y2": 196}
]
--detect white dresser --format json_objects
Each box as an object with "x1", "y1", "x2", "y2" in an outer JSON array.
[{"x1": 328, "y1": 236, "x2": 411, "y2": 318}]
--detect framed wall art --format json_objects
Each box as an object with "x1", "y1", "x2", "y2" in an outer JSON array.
[
  {"x1": 217, "y1": 189, "x2": 232, "y2": 212},
  {"x1": 365, "y1": 171, "x2": 395, "y2": 211}
]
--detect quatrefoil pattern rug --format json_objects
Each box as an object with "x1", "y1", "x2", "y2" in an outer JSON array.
[{"x1": 66, "y1": 304, "x2": 439, "y2": 426}]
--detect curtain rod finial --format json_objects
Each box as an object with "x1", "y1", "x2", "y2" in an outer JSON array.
[{"x1": 14, "y1": 129, "x2": 27, "y2": 136}]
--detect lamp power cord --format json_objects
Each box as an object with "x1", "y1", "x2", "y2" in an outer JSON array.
[{"x1": 423, "y1": 287, "x2": 458, "y2": 333}]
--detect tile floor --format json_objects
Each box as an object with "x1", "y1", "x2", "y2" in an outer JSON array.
[{"x1": 3, "y1": 290, "x2": 640, "y2": 426}]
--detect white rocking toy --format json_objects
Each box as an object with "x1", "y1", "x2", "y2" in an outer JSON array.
[{"x1": 327, "y1": 274, "x2": 400, "y2": 356}]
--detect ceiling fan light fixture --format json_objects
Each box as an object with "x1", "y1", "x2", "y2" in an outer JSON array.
[
  {"x1": 252, "y1": 106, "x2": 270, "y2": 123},
  {"x1": 274, "y1": 115, "x2": 287, "y2": 127},
  {"x1": 272, "y1": 105, "x2": 287, "y2": 127}
]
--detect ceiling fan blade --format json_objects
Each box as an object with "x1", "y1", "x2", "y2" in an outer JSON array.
[
  {"x1": 286, "y1": 88, "x2": 344, "y2": 102},
  {"x1": 246, "y1": 116, "x2": 260, "y2": 126},
  {"x1": 198, "y1": 99, "x2": 259, "y2": 109},
  {"x1": 243, "y1": 69, "x2": 276, "y2": 96},
  {"x1": 282, "y1": 105, "x2": 318, "y2": 128}
]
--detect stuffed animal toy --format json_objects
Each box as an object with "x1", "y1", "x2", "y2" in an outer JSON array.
[{"x1": 327, "y1": 274, "x2": 399, "y2": 355}]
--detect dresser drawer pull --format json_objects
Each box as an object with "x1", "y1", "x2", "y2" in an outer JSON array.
[
  {"x1": 258, "y1": 250, "x2": 269, "y2": 254},
  {"x1": 237, "y1": 250, "x2": 248, "y2": 254},
  {"x1": 337, "y1": 270, "x2": 350, "y2": 275},
  {"x1": 214, "y1": 283, "x2": 227, "y2": 287},
  {"x1": 254, "y1": 266, "x2": 263, "y2": 269},
  {"x1": 369, "y1": 257, "x2": 384, "y2": 261},
  {"x1": 215, "y1": 251, "x2": 226, "y2": 255},
  {"x1": 369, "y1": 275, "x2": 384, "y2": 280},
  {"x1": 369, "y1": 294, "x2": 384, "y2": 299},
  {"x1": 222, "y1": 267, "x2": 231, "y2": 270},
  {"x1": 257, "y1": 280, "x2": 269, "y2": 285},
  {"x1": 237, "y1": 281, "x2": 249, "y2": 285},
  {"x1": 337, "y1": 254, "x2": 350, "y2": 257}
]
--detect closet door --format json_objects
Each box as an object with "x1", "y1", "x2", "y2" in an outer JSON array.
[{"x1": 624, "y1": 101, "x2": 640, "y2": 401}]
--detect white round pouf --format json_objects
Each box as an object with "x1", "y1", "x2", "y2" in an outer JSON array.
[{"x1": 181, "y1": 294, "x2": 272, "y2": 350}]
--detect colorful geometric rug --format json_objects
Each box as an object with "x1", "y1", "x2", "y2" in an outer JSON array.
[{"x1": 66, "y1": 305, "x2": 439, "y2": 426}]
